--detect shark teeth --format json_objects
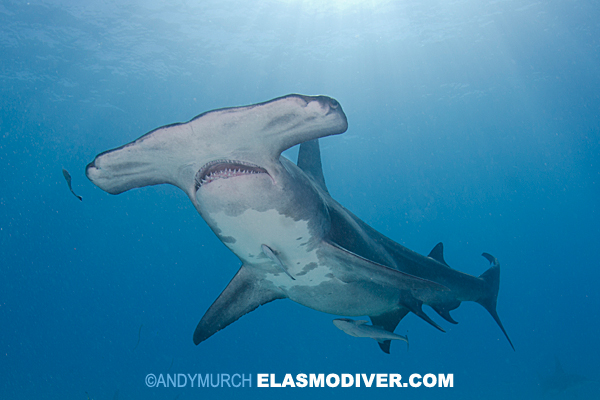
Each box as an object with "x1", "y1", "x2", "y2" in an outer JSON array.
[{"x1": 195, "y1": 160, "x2": 268, "y2": 189}]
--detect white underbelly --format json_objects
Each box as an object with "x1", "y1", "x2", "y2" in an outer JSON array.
[
  {"x1": 211, "y1": 208, "x2": 332, "y2": 288},
  {"x1": 210, "y1": 208, "x2": 400, "y2": 316}
]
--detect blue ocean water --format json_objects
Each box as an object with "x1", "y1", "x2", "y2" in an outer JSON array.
[{"x1": 1, "y1": 0, "x2": 599, "y2": 399}]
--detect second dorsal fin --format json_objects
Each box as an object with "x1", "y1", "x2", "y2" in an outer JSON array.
[{"x1": 427, "y1": 242, "x2": 449, "y2": 267}]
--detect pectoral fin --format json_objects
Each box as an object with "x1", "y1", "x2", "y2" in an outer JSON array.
[{"x1": 193, "y1": 265, "x2": 286, "y2": 345}]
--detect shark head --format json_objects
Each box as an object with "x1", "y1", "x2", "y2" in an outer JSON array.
[
  {"x1": 86, "y1": 94, "x2": 347, "y2": 201},
  {"x1": 86, "y1": 94, "x2": 348, "y2": 263}
]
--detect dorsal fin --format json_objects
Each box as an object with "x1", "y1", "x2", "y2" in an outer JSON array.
[
  {"x1": 297, "y1": 139, "x2": 329, "y2": 194},
  {"x1": 427, "y1": 242, "x2": 449, "y2": 266}
]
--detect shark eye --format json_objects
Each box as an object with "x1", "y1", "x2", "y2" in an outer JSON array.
[{"x1": 330, "y1": 99, "x2": 339, "y2": 109}]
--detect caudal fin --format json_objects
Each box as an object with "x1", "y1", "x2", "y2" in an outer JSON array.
[{"x1": 477, "y1": 253, "x2": 515, "y2": 351}]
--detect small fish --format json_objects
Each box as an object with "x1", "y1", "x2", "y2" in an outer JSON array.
[
  {"x1": 333, "y1": 318, "x2": 409, "y2": 352},
  {"x1": 62, "y1": 168, "x2": 82, "y2": 201},
  {"x1": 261, "y1": 244, "x2": 295, "y2": 280}
]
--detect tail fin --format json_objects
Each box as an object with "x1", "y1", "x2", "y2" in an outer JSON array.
[{"x1": 477, "y1": 253, "x2": 515, "y2": 351}]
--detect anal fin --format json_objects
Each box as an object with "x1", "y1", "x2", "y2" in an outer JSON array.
[
  {"x1": 431, "y1": 303, "x2": 460, "y2": 324},
  {"x1": 370, "y1": 308, "x2": 410, "y2": 354},
  {"x1": 193, "y1": 265, "x2": 286, "y2": 345},
  {"x1": 400, "y1": 293, "x2": 446, "y2": 333}
]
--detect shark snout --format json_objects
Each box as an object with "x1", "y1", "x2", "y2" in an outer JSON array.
[
  {"x1": 313, "y1": 95, "x2": 343, "y2": 117},
  {"x1": 314, "y1": 95, "x2": 339, "y2": 110},
  {"x1": 309, "y1": 95, "x2": 348, "y2": 134},
  {"x1": 296, "y1": 94, "x2": 343, "y2": 118}
]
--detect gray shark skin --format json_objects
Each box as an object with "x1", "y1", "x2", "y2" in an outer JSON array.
[
  {"x1": 333, "y1": 318, "x2": 408, "y2": 353},
  {"x1": 86, "y1": 94, "x2": 512, "y2": 353}
]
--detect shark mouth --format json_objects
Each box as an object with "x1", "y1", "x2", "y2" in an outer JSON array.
[{"x1": 195, "y1": 160, "x2": 268, "y2": 190}]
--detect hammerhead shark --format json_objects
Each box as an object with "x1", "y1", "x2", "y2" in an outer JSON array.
[
  {"x1": 539, "y1": 357, "x2": 592, "y2": 394},
  {"x1": 86, "y1": 94, "x2": 513, "y2": 353}
]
